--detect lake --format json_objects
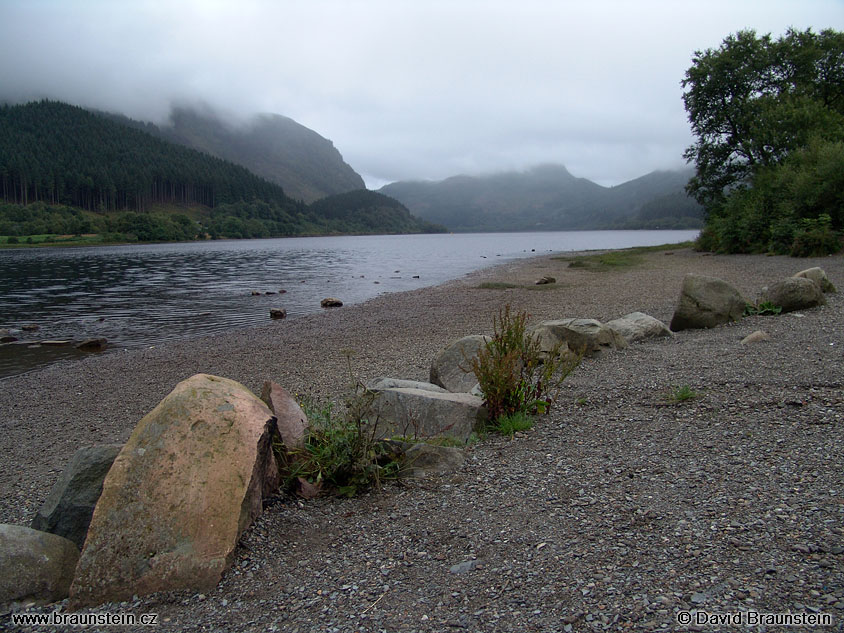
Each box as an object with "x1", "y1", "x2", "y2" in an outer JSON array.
[{"x1": 0, "y1": 230, "x2": 698, "y2": 378}]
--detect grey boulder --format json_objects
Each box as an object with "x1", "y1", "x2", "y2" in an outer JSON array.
[
  {"x1": 760, "y1": 277, "x2": 826, "y2": 313},
  {"x1": 605, "y1": 312, "x2": 672, "y2": 344},
  {"x1": 366, "y1": 386, "x2": 487, "y2": 443},
  {"x1": 31, "y1": 444, "x2": 122, "y2": 550},
  {"x1": 0, "y1": 524, "x2": 79, "y2": 611},
  {"x1": 366, "y1": 377, "x2": 448, "y2": 393},
  {"x1": 669, "y1": 274, "x2": 747, "y2": 331},
  {"x1": 793, "y1": 267, "x2": 836, "y2": 293},
  {"x1": 530, "y1": 318, "x2": 627, "y2": 358},
  {"x1": 430, "y1": 335, "x2": 490, "y2": 393}
]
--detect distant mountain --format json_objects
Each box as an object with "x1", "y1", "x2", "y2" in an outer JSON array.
[
  {"x1": 158, "y1": 107, "x2": 366, "y2": 203},
  {"x1": 380, "y1": 164, "x2": 703, "y2": 231}
]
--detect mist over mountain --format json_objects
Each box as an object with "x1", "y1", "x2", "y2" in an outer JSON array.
[
  {"x1": 380, "y1": 164, "x2": 703, "y2": 232},
  {"x1": 107, "y1": 105, "x2": 365, "y2": 203}
]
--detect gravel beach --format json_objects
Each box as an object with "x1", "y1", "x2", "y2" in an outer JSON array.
[{"x1": 2, "y1": 246, "x2": 843, "y2": 632}]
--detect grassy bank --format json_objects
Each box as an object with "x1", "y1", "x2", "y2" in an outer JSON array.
[{"x1": 552, "y1": 241, "x2": 695, "y2": 271}]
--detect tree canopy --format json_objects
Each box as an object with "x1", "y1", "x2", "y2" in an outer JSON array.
[{"x1": 683, "y1": 28, "x2": 844, "y2": 255}]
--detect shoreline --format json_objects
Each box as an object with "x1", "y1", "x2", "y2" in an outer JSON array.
[{"x1": 2, "y1": 247, "x2": 843, "y2": 630}]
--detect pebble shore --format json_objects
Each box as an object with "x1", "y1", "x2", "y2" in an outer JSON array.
[{"x1": 2, "y1": 246, "x2": 843, "y2": 632}]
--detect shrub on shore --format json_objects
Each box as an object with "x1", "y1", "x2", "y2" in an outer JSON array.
[{"x1": 470, "y1": 305, "x2": 579, "y2": 424}]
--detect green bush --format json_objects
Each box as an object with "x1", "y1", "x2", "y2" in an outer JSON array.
[
  {"x1": 790, "y1": 214, "x2": 841, "y2": 257},
  {"x1": 283, "y1": 396, "x2": 403, "y2": 498},
  {"x1": 470, "y1": 305, "x2": 580, "y2": 421}
]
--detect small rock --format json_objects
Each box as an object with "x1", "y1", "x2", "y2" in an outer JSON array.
[
  {"x1": 269, "y1": 308, "x2": 287, "y2": 320},
  {"x1": 261, "y1": 381, "x2": 307, "y2": 455},
  {"x1": 741, "y1": 330, "x2": 769, "y2": 345},
  {"x1": 320, "y1": 298, "x2": 343, "y2": 308},
  {"x1": 535, "y1": 276, "x2": 556, "y2": 285},
  {"x1": 250, "y1": 290, "x2": 261, "y2": 296},
  {"x1": 404, "y1": 443, "x2": 465, "y2": 477},
  {"x1": 449, "y1": 559, "x2": 481, "y2": 574},
  {"x1": 75, "y1": 338, "x2": 107, "y2": 352},
  {"x1": 21, "y1": 324, "x2": 40, "y2": 332},
  {"x1": 296, "y1": 477, "x2": 321, "y2": 499},
  {"x1": 794, "y1": 267, "x2": 836, "y2": 293}
]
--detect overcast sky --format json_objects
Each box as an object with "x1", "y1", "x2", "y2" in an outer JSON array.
[{"x1": 1, "y1": 1, "x2": 842, "y2": 188}]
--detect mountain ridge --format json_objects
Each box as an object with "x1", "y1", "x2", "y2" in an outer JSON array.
[{"x1": 380, "y1": 164, "x2": 703, "y2": 232}]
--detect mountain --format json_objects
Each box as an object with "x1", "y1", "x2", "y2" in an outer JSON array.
[
  {"x1": 380, "y1": 164, "x2": 703, "y2": 231},
  {"x1": 0, "y1": 100, "x2": 441, "y2": 241},
  {"x1": 105, "y1": 105, "x2": 365, "y2": 203},
  {"x1": 159, "y1": 107, "x2": 366, "y2": 203}
]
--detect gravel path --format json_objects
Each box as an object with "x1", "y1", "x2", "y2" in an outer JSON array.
[{"x1": 2, "y1": 247, "x2": 844, "y2": 631}]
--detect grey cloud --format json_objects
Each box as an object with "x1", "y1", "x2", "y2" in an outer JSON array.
[{"x1": 1, "y1": 0, "x2": 841, "y2": 187}]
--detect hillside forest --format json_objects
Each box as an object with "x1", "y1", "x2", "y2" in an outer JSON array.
[{"x1": 0, "y1": 101, "x2": 443, "y2": 244}]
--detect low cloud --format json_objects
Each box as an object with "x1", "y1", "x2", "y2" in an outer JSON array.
[{"x1": 1, "y1": 0, "x2": 840, "y2": 187}]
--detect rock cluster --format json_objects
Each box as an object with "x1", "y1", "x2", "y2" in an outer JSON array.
[
  {"x1": 69, "y1": 374, "x2": 282, "y2": 607},
  {"x1": 669, "y1": 267, "x2": 835, "y2": 330}
]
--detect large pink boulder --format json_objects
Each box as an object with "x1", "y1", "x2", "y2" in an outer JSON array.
[{"x1": 69, "y1": 374, "x2": 280, "y2": 607}]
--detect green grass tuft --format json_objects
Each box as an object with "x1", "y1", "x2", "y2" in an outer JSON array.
[
  {"x1": 744, "y1": 301, "x2": 783, "y2": 316},
  {"x1": 495, "y1": 412, "x2": 534, "y2": 437},
  {"x1": 667, "y1": 384, "x2": 701, "y2": 404}
]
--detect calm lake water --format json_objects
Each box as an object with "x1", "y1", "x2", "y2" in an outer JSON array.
[{"x1": 0, "y1": 230, "x2": 697, "y2": 378}]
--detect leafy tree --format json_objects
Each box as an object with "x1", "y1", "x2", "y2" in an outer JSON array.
[{"x1": 683, "y1": 28, "x2": 844, "y2": 254}]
